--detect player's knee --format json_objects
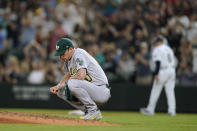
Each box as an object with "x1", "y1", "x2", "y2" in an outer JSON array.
[{"x1": 67, "y1": 79, "x2": 79, "y2": 90}]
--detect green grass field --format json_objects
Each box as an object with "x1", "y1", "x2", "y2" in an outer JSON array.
[{"x1": 0, "y1": 108, "x2": 197, "y2": 131}]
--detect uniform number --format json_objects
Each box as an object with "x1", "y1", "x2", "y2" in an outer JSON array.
[{"x1": 70, "y1": 67, "x2": 92, "y2": 82}]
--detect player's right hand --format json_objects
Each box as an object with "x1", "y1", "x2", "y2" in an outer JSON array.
[
  {"x1": 50, "y1": 86, "x2": 58, "y2": 95},
  {"x1": 155, "y1": 75, "x2": 159, "y2": 83}
]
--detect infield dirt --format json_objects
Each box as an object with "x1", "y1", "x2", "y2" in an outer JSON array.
[{"x1": 0, "y1": 111, "x2": 116, "y2": 125}]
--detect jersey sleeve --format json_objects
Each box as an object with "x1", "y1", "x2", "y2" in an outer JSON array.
[
  {"x1": 75, "y1": 54, "x2": 88, "y2": 70},
  {"x1": 152, "y1": 49, "x2": 162, "y2": 62}
]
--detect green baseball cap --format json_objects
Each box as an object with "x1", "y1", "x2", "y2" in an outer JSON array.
[{"x1": 54, "y1": 38, "x2": 74, "y2": 56}]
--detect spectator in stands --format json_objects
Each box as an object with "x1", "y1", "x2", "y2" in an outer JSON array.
[
  {"x1": 20, "y1": 16, "x2": 36, "y2": 46},
  {"x1": 179, "y1": 41, "x2": 193, "y2": 70},
  {"x1": 7, "y1": 20, "x2": 20, "y2": 48},
  {"x1": 103, "y1": 44, "x2": 118, "y2": 81},
  {"x1": 177, "y1": 41, "x2": 196, "y2": 86},
  {"x1": 49, "y1": 20, "x2": 66, "y2": 52},
  {"x1": 87, "y1": 44, "x2": 105, "y2": 68},
  {"x1": 0, "y1": 0, "x2": 196, "y2": 86},
  {"x1": 131, "y1": 19, "x2": 148, "y2": 53},
  {"x1": 0, "y1": 64, "x2": 5, "y2": 83},
  {"x1": 27, "y1": 59, "x2": 45, "y2": 84},
  {"x1": 0, "y1": 24, "x2": 7, "y2": 65},
  {"x1": 4, "y1": 55, "x2": 21, "y2": 83},
  {"x1": 23, "y1": 40, "x2": 47, "y2": 61},
  {"x1": 19, "y1": 59, "x2": 30, "y2": 83},
  {"x1": 116, "y1": 51, "x2": 135, "y2": 82},
  {"x1": 135, "y1": 42, "x2": 152, "y2": 85},
  {"x1": 193, "y1": 46, "x2": 197, "y2": 74},
  {"x1": 186, "y1": 14, "x2": 197, "y2": 46},
  {"x1": 45, "y1": 60, "x2": 57, "y2": 84}
]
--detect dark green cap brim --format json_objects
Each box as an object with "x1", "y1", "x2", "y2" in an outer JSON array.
[{"x1": 54, "y1": 50, "x2": 66, "y2": 56}]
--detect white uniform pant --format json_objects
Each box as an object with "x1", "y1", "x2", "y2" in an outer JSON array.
[
  {"x1": 57, "y1": 79, "x2": 111, "y2": 112},
  {"x1": 146, "y1": 68, "x2": 176, "y2": 114}
]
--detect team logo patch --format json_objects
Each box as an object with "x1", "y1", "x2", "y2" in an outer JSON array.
[
  {"x1": 56, "y1": 45, "x2": 59, "y2": 50},
  {"x1": 76, "y1": 58, "x2": 83, "y2": 66}
]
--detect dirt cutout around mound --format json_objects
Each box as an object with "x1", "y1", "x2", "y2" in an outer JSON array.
[{"x1": 0, "y1": 111, "x2": 117, "y2": 125}]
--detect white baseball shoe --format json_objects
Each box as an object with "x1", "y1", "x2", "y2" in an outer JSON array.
[
  {"x1": 168, "y1": 112, "x2": 176, "y2": 116},
  {"x1": 68, "y1": 110, "x2": 85, "y2": 116},
  {"x1": 140, "y1": 108, "x2": 154, "y2": 116},
  {"x1": 80, "y1": 110, "x2": 102, "y2": 120}
]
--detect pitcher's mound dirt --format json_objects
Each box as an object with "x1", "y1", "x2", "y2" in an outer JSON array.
[{"x1": 0, "y1": 111, "x2": 116, "y2": 125}]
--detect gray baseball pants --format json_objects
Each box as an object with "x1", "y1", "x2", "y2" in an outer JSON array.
[{"x1": 57, "y1": 79, "x2": 111, "y2": 112}]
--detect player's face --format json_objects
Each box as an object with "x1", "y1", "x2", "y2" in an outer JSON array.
[{"x1": 60, "y1": 48, "x2": 72, "y2": 62}]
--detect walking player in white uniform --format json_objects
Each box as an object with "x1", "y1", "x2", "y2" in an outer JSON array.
[
  {"x1": 140, "y1": 36, "x2": 176, "y2": 116},
  {"x1": 50, "y1": 38, "x2": 111, "y2": 120}
]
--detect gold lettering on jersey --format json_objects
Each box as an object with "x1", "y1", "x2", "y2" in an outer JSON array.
[
  {"x1": 70, "y1": 65, "x2": 92, "y2": 82},
  {"x1": 73, "y1": 65, "x2": 77, "y2": 74},
  {"x1": 70, "y1": 67, "x2": 73, "y2": 75},
  {"x1": 70, "y1": 66, "x2": 77, "y2": 76},
  {"x1": 85, "y1": 73, "x2": 92, "y2": 82}
]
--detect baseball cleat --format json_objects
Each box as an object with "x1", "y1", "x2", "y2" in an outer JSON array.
[
  {"x1": 168, "y1": 112, "x2": 176, "y2": 116},
  {"x1": 140, "y1": 108, "x2": 154, "y2": 116},
  {"x1": 80, "y1": 110, "x2": 102, "y2": 120}
]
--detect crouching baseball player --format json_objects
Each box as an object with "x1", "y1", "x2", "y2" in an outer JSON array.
[
  {"x1": 50, "y1": 38, "x2": 111, "y2": 120},
  {"x1": 140, "y1": 36, "x2": 176, "y2": 116}
]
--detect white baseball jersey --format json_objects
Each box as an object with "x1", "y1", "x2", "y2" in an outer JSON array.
[
  {"x1": 152, "y1": 44, "x2": 175, "y2": 70},
  {"x1": 62, "y1": 48, "x2": 109, "y2": 86},
  {"x1": 145, "y1": 43, "x2": 176, "y2": 115}
]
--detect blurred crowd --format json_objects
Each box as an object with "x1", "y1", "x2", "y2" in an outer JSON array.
[{"x1": 0, "y1": 0, "x2": 197, "y2": 86}]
